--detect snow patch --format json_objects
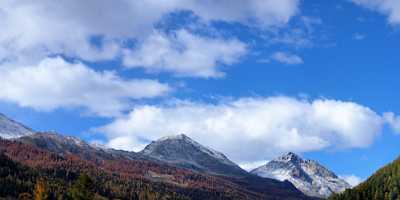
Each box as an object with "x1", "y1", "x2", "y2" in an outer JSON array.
[{"x1": 251, "y1": 152, "x2": 351, "y2": 198}]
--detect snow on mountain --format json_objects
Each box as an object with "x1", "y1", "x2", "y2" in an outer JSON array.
[
  {"x1": 157, "y1": 134, "x2": 233, "y2": 164},
  {"x1": 141, "y1": 134, "x2": 247, "y2": 177},
  {"x1": 17, "y1": 132, "x2": 142, "y2": 161},
  {"x1": 0, "y1": 113, "x2": 34, "y2": 139},
  {"x1": 251, "y1": 152, "x2": 351, "y2": 198}
]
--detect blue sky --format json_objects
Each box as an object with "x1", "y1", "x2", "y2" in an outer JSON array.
[{"x1": 1, "y1": 0, "x2": 400, "y2": 185}]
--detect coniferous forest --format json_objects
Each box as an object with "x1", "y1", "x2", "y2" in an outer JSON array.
[{"x1": 329, "y1": 157, "x2": 400, "y2": 200}]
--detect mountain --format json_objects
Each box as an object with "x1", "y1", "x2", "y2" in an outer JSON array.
[
  {"x1": 251, "y1": 152, "x2": 350, "y2": 198},
  {"x1": 139, "y1": 134, "x2": 316, "y2": 199},
  {"x1": 0, "y1": 113, "x2": 34, "y2": 139},
  {"x1": 329, "y1": 157, "x2": 400, "y2": 200},
  {"x1": 140, "y1": 134, "x2": 247, "y2": 177},
  {"x1": 0, "y1": 113, "x2": 316, "y2": 199},
  {"x1": 17, "y1": 132, "x2": 142, "y2": 161},
  {"x1": 0, "y1": 133, "x2": 314, "y2": 200},
  {"x1": 19, "y1": 132, "x2": 314, "y2": 199},
  {"x1": 0, "y1": 138, "x2": 247, "y2": 200}
]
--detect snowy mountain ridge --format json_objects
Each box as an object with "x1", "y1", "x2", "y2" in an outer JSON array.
[
  {"x1": 251, "y1": 152, "x2": 351, "y2": 198},
  {"x1": 0, "y1": 113, "x2": 34, "y2": 139},
  {"x1": 141, "y1": 134, "x2": 247, "y2": 176},
  {"x1": 156, "y1": 134, "x2": 232, "y2": 163}
]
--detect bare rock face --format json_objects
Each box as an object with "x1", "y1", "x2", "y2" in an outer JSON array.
[{"x1": 251, "y1": 152, "x2": 351, "y2": 198}]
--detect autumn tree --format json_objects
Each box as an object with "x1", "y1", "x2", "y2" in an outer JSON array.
[
  {"x1": 34, "y1": 178, "x2": 49, "y2": 200},
  {"x1": 19, "y1": 193, "x2": 32, "y2": 200}
]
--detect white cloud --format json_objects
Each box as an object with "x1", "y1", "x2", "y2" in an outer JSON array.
[
  {"x1": 383, "y1": 112, "x2": 400, "y2": 133},
  {"x1": 97, "y1": 97, "x2": 384, "y2": 163},
  {"x1": 180, "y1": 0, "x2": 300, "y2": 27},
  {"x1": 340, "y1": 174, "x2": 363, "y2": 187},
  {"x1": 0, "y1": 57, "x2": 170, "y2": 117},
  {"x1": 123, "y1": 30, "x2": 247, "y2": 78},
  {"x1": 271, "y1": 52, "x2": 304, "y2": 65},
  {"x1": 239, "y1": 160, "x2": 269, "y2": 172},
  {"x1": 351, "y1": 0, "x2": 400, "y2": 25},
  {"x1": 0, "y1": 0, "x2": 300, "y2": 76}
]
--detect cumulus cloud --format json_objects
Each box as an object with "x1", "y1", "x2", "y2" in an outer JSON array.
[
  {"x1": 97, "y1": 97, "x2": 384, "y2": 163},
  {"x1": 180, "y1": 0, "x2": 300, "y2": 27},
  {"x1": 0, "y1": 57, "x2": 170, "y2": 117},
  {"x1": 0, "y1": 0, "x2": 300, "y2": 76},
  {"x1": 123, "y1": 30, "x2": 247, "y2": 78},
  {"x1": 351, "y1": 0, "x2": 400, "y2": 25},
  {"x1": 383, "y1": 112, "x2": 400, "y2": 133},
  {"x1": 340, "y1": 174, "x2": 363, "y2": 187},
  {"x1": 271, "y1": 52, "x2": 304, "y2": 65}
]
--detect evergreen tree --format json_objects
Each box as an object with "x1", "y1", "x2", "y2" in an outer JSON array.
[
  {"x1": 330, "y1": 157, "x2": 400, "y2": 200},
  {"x1": 68, "y1": 174, "x2": 94, "y2": 200}
]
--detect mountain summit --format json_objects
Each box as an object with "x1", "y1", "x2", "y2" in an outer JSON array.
[
  {"x1": 251, "y1": 152, "x2": 351, "y2": 198},
  {"x1": 141, "y1": 134, "x2": 247, "y2": 177},
  {"x1": 0, "y1": 113, "x2": 34, "y2": 139}
]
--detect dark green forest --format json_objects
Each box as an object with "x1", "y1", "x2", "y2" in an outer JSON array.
[{"x1": 330, "y1": 157, "x2": 400, "y2": 200}]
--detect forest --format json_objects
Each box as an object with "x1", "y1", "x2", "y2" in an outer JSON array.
[{"x1": 329, "y1": 157, "x2": 400, "y2": 200}]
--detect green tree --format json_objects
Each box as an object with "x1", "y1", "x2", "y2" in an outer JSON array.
[
  {"x1": 329, "y1": 157, "x2": 400, "y2": 200},
  {"x1": 68, "y1": 174, "x2": 94, "y2": 200}
]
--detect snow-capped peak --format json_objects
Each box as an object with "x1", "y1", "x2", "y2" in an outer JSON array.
[
  {"x1": 42, "y1": 131, "x2": 88, "y2": 147},
  {"x1": 0, "y1": 113, "x2": 34, "y2": 139},
  {"x1": 276, "y1": 152, "x2": 302, "y2": 162},
  {"x1": 251, "y1": 152, "x2": 351, "y2": 198},
  {"x1": 156, "y1": 134, "x2": 229, "y2": 162}
]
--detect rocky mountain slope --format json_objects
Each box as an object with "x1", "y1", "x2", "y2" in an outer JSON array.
[
  {"x1": 141, "y1": 134, "x2": 247, "y2": 177},
  {"x1": 0, "y1": 113, "x2": 34, "y2": 139},
  {"x1": 251, "y1": 152, "x2": 350, "y2": 198},
  {"x1": 17, "y1": 132, "x2": 142, "y2": 162}
]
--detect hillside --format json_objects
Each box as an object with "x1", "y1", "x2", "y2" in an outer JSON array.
[{"x1": 329, "y1": 157, "x2": 400, "y2": 200}]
